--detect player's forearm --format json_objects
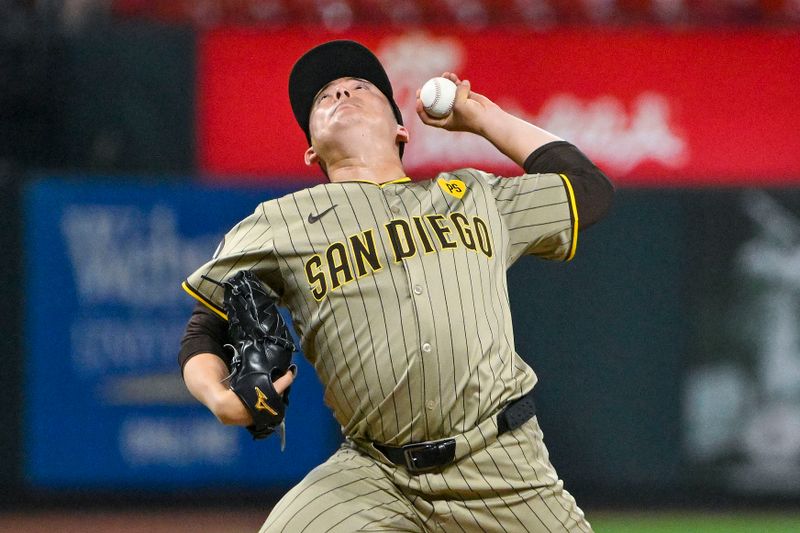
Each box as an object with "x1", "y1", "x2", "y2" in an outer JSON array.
[
  {"x1": 478, "y1": 106, "x2": 562, "y2": 168},
  {"x1": 183, "y1": 353, "x2": 253, "y2": 426}
]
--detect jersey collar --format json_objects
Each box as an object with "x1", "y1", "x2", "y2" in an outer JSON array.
[{"x1": 342, "y1": 176, "x2": 411, "y2": 188}]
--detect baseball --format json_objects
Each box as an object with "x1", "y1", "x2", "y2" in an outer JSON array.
[{"x1": 420, "y1": 77, "x2": 458, "y2": 118}]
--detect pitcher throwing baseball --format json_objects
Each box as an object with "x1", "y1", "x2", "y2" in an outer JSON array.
[{"x1": 179, "y1": 39, "x2": 613, "y2": 532}]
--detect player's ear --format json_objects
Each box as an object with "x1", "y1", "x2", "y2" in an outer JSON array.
[
  {"x1": 395, "y1": 125, "x2": 409, "y2": 144},
  {"x1": 304, "y1": 145, "x2": 319, "y2": 166}
]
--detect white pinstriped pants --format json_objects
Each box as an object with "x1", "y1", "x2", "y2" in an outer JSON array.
[{"x1": 260, "y1": 417, "x2": 592, "y2": 532}]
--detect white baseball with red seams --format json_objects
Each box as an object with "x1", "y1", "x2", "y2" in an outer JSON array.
[{"x1": 420, "y1": 77, "x2": 458, "y2": 118}]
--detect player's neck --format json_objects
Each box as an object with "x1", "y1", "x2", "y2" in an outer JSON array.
[{"x1": 325, "y1": 155, "x2": 407, "y2": 185}]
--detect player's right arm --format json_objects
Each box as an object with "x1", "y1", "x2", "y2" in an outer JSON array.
[
  {"x1": 416, "y1": 72, "x2": 562, "y2": 167},
  {"x1": 416, "y1": 73, "x2": 614, "y2": 237}
]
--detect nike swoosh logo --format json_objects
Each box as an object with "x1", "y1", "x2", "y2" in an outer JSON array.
[{"x1": 308, "y1": 204, "x2": 338, "y2": 224}]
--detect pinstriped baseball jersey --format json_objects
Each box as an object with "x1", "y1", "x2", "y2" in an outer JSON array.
[{"x1": 183, "y1": 169, "x2": 577, "y2": 446}]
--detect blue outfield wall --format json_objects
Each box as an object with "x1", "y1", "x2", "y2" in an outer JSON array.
[{"x1": 23, "y1": 179, "x2": 341, "y2": 489}]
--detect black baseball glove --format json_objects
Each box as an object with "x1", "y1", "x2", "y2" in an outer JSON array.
[{"x1": 221, "y1": 270, "x2": 296, "y2": 447}]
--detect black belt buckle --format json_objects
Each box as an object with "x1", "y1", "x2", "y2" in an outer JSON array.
[{"x1": 402, "y1": 439, "x2": 456, "y2": 474}]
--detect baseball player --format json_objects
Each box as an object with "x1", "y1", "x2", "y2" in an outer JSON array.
[{"x1": 179, "y1": 40, "x2": 613, "y2": 532}]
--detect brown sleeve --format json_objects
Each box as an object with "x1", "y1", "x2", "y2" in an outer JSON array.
[
  {"x1": 178, "y1": 301, "x2": 232, "y2": 376},
  {"x1": 523, "y1": 140, "x2": 614, "y2": 230}
]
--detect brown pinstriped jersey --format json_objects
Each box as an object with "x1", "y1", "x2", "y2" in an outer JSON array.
[{"x1": 183, "y1": 169, "x2": 578, "y2": 445}]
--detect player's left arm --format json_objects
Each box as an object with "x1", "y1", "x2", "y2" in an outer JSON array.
[
  {"x1": 180, "y1": 302, "x2": 295, "y2": 427},
  {"x1": 416, "y1": 73, "x2": 614, "y2": 230}
]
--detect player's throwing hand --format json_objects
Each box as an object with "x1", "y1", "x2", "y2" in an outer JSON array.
[{"x1": 415, "y1": 72, "x2": 499, "y2": 134}]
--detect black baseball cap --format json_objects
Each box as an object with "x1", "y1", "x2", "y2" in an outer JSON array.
[{"x1": 288, "y1": 40, "x2": 405, "y2": 157}]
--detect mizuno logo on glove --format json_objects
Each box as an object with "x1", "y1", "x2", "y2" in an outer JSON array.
[{"x1": 255, "y1": 386, "x2": 278, "y2": 415}]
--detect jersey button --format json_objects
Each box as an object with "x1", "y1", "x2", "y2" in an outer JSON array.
[
  {"x1": 426, "y1": 400, "x2": 436, "y2": 410},
  {"x1": 413, "y1": 285, "x2": 423, "y2": 295},
  {"x1": 422, "y1": 343, "x2": 432, "y2": 353},
  {"x1": 391, "y1": 206, "x2": 401, "y2": 214}
]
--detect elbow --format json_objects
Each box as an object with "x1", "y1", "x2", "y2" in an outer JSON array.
[{"x1": 572, "y1": 167, "x2": 615, "y2": 230}]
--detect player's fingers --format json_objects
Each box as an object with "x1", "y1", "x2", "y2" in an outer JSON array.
[
  {"x1": 416, "y1": 104, "x2": 448, "y2": 127},
  {"x1": 415, "y1": 97, "x2": 429, "y2": 119},
  {"x1": 273, "y1": 365, "x2": 297, "y2": 393},
  {"x1": 454, "y1": 79, "x2": 471, "y2": 106},
  {"x1": 442, "y1": 72, "x2": 461, "y2": 84}
]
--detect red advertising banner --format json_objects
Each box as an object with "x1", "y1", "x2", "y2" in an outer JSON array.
[{"x1": 198, "y1": 28, "x2": 800, "y2": 186}]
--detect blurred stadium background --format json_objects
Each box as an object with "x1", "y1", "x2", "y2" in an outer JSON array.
[{"x1": 1, "y1": 1, "x2": 800, "y2": 531}]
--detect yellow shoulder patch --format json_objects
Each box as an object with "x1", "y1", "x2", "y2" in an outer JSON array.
[{"x1": 438, "y1": 177, "x2": 466, "y2": 200}]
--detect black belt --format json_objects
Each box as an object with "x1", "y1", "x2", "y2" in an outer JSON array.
[{"x1": 374, "y1": 391, "x2": 536, "y2": 474}]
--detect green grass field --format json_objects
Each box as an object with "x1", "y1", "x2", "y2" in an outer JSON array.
[{"x1": 590, "y1": 511, "x2": 800, "y2": 533}]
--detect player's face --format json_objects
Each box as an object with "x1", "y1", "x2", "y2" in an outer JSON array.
[
  {"x1": 307, "y1": 77, "x2": 402, "y2": 159},
  {"x1": 311, "y1": 77, "x2": 391, "y2": 123}
]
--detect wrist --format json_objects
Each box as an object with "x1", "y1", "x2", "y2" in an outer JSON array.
[
  {"x1": 474, "y1": 105, "x2": 509, "y2": 139},
  {"x1": 213, "y1": 388, "x2": 253, "y2": 426}
]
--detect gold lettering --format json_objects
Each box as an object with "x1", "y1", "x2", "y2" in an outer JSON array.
[
  {"x1": 450, "y1": 212, "x2": 475, "y2": 250},
  {"x1": 385, "y1": 219, "x2": 417, "y2": 262},
  {"x1": 304, "y1": 254, "x2": 327, "y2": 301},
  {"x1": 413, "y1": 216, "x2": 435, "y2": 254},
  {"x1": 473, "y1": 217, "x2": 493, "y2": 257},
  {"x1": 349, "y1": 229, "x2": 382, "y2": 278},
  {"x1": 426, "y1": 214, "x2": 457, "y2": 250},
  {"x1": 326, "y1": 242, "x2": 353, "y2": 290}
]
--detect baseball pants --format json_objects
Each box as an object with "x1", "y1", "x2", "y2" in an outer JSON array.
[{"x1": 261, "y1": 417, "x2": 592, "y2": 532}]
